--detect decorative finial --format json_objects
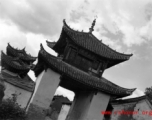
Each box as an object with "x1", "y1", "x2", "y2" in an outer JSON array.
[
  {"x1": 89, "y1": 19, "x2": 96, "y2": 33},
  {"x1": 89, "y1": 16, "x2": 97, "y2": 33}
]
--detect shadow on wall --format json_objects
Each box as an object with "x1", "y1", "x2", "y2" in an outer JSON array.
[
  {"x1": 0, "y1": 79, "x2": 5, "y2": 103},
  {"x1": 45, "y1": 95, "x2": 71, "y2": 120}
]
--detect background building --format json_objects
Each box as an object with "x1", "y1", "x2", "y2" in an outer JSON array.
[{"x1": 0, "y1": 43, "x2": 36, "y2": 108}]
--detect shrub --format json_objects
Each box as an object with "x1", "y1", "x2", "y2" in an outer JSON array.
[{"x1": 0, "y1": 94, "x2": 27, "y2": 120}]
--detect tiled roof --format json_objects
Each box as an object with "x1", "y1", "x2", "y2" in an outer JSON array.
[
  {"x1": 1, "y1": 51, "x2": 30, "y2": 73},
  {"x1": 62, "y1": 101, "x2": 72, "y2": 105},
  {"x1": 34, "y1": 44, "x2": 136, "y2": 97},
  {"x1": 7, "y1": 43, "x2": 37, "y2": 63},
  {"x1": 46, "y1": 41, "x2": 56, "y2": 48},
  {"x1": 47, "y1": 20, "x2": 133, "y2": 61},
  {"x1": 0, "y1": 71, "x2": 35, "y2": 92}
]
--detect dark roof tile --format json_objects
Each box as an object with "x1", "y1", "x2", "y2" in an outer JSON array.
[
  {"x1": 0, "y1": 71, "x2": 35, "y2": 92},
  {"x1": 7, "y1": 43, "x2": 37, "y2": 62},
  {"x1": 1, "y1": 51, "x2": 30, "y2": 72}
]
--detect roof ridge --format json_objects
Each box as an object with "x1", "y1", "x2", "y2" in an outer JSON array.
[
  {"x1": 63, "y1": 19, "x2": 133, "y2": 57},
  {"x1": 7, "y1": 43, "x2": 37, "y2": 59},
  {"x1": 63, "y1": 19, "x2": 89, "y2": 34},
  {"x1": 8, "y1": 43, "x2": 26, "y2": 53}
]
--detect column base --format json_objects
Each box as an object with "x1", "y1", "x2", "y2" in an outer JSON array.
[{"x1": 26, "y1": 103, "x2": 47, "y2": 120}]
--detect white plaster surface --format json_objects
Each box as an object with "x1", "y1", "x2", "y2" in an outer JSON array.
[
  {"x1": 86, "y1": 92, "x2": 110, "y2": 120},
  {"x1": 66, "y1": 91, "x2": 110, "y2": 120},
  {"x1": 133, "y1": 100, "x2": 152, "y2": 120},
  {"x1": 111, "y1": 99, "x2": 152, "y2": 120},
  {"x1": 66, "y1": 91, "x2": 94, "y2": 120},
  {"x1": 58, "y1": 104, "x2": 71, "y2": 120},
  {"x1": 27, "y1": 68, "x2": 60, "y2": 109},
  {"x1": 3, "y1": 81, "x2": 32, "y2": 108}
]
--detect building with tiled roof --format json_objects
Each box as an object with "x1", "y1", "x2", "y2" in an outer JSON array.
[
  {"x1": 1, "y1": 51, "x2": 30, "y2": 78},
  {"x1": 35, "y1": 19, "x2": 135, "y2": 98},
  {"x1": 27, "y1": 19, "x2": 136, "y2": 120},
  {"x1": 0, "y1": 43, "x2": 36, "y2": 108},
  {"x1": 106, "y1": 96, "x2": 152, "y2": 120},
  {"x1": 7, "y1": 43, "x2": 37, "y2": 65}
]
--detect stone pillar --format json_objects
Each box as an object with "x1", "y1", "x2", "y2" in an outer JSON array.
[
  {"x1": 26, "y1": 68, "x2": 61, "y2": 120},
  {"x1": 86, "y1": 92, "x2": 110, "y2": 120},
  {"x1": 66, "y1": 91, "x2": 94, "y2": 120},
  {"x1": 66, "y1": 91, "x2": 110, "y2": 120},
  {"x1": 57, "y1": 104, "x2": 71, "y2": 120}
]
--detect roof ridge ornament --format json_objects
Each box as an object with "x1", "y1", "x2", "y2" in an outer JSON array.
[{"x1": 89, "y1": 16, "x2": 97, "y2": 33}]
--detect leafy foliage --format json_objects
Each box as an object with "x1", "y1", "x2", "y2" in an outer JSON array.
[
  {"x1": 0, "y1": 94, "x2": 27, "y2": 120},
  {"x1": 145, "y1": 86, "x2": 152, "y2": 98}
]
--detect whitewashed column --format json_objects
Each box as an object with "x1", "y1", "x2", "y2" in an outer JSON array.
[
  {"x1": 26, "y1": 68, "x2": 61, "y2": 120},
  {"x1": 66, "y1": 91, "x2": 110, "y2": 120}
]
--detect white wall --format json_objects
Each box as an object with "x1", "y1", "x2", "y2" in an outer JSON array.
[
  {"x1": 28, "y1": 69, "x2": 60, "y2": 109},
  {"x1": 26, "y1": 69, "x2": 61, "y2": 120},
  {"x1": 133, "y1": 100, "x2": 152, "y2": 120},
  {"x1": 58, "y1": 104, "x2": 71, "y2": 120},
  {"x1": 111, "y1": 99, "x2": 152, "y2": 120},
  {"x1": 86, "y1": 92, "x2": 110, "y2": 120},
  {"x1": 3, "y1": 81, "x2": 32, "y2": 108}
]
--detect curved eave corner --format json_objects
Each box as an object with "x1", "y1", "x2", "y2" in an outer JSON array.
[
  {"x1": 7, "y1": 43, "x2": 37, "y2": 62},
  {"x1": 7, "y1": 43, "x2": 26, "y2": 53},
  {"x1": 1, "y1": 51, "x2": 31, "y2": 71},
  {"x1": 125, "y1": 88, "x2": 136, "y2": 95},
  {"x1": 46, "y1": 40, "x2": 57, "y2": 49}
]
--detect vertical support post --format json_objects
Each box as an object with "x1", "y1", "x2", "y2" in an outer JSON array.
[
  {"x1": 66, "y1": 91, "x2": 110, "y2": 120},
  {"x1": 86, "y1": 92, "x2": 110, "y2": 120},
  {"x1": 66, "y1": 91, "x2": 94, "y2": 120},
  {"x1": 26, "y1": 68, "x2": 60, "y2": 120}
]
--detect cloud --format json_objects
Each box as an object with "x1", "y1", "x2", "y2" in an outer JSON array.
[
  {"x1": 55, "y1": 87, "x2": 75, "y2": 101},
  {"x1": 139, "y1": 19, "x2": 152, "y2": 41},
  {"x1": 67, "y1": 0, "x2": 152, "y2": 49},
  {"x1": 0, "y1": 0, "x2": 78, "y2": 36},
  {"x1": 0, "y1": 19, "x2": 45, "y2": 57},
  {"x1": 0, "y1": 19, "x2": 27, "y2": 52},
  {"x1": 145, "y1": 2, "x2": 152, "y2": 21},
  {"x1": 0, "y1": 0, "x2": 151, "y2": 48}
]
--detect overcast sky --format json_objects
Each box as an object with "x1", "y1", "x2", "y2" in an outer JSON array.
[{"x1": 1, "y1": 0, "x2": 152, "y2": 100}]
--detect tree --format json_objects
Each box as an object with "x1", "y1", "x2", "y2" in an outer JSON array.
[
  {"x1": 0, "y1": 94, "x2": 27, "y2": 120},
  {"x1": 145, "y1": 86, "x2": 152, "y2": 99}
]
